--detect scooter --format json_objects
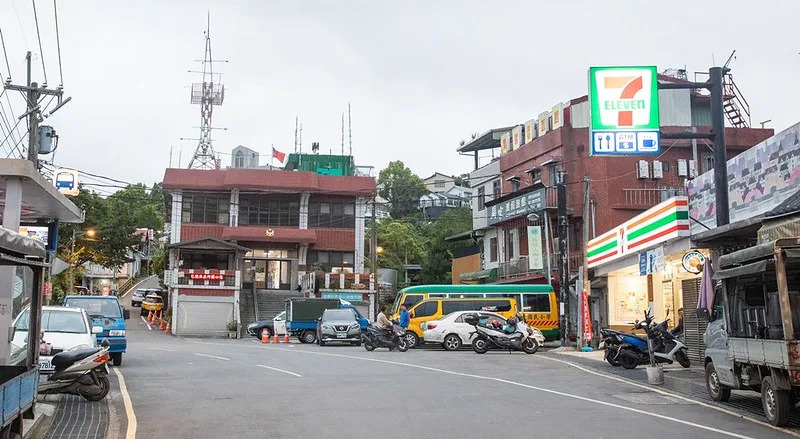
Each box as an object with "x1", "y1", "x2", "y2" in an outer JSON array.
[
  {"x1": 466, "y1": 314, "x2": 539, "y2": 354},
  {"x1": 616, "y1": 310, "x2": 690, "y2": 370},
  {"x1": 362, "y1": 321, "x2": 409, "y2": 352},
  {"x1": 38, "y1": 341, "x2": 112, "y2": 401},
  {"x1": 600, "y1": 328, "x2": 647, "y2": 367}
]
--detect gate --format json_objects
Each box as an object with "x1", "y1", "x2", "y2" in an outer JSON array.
[{"x1": 681, "y1": 278, "x2": 707, "y2": 362}]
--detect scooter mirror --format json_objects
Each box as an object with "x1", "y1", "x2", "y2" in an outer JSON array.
[{"x1": 101, "y1": 339, "x2": 110, "y2": 348}]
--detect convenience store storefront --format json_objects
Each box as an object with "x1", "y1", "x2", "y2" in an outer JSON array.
[{"x1": 587, "y1": 197, "x2": 707, "y2": 357}]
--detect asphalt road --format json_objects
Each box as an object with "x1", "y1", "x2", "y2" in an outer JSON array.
[{"x1": 112, "y1": 285, "x2": 793, "y2": 439}]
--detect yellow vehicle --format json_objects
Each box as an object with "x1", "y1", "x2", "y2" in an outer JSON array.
[
  {"x1": 141, "y1": 294, "x2": 164, "y2": 316},
  {"x1": 402, "y1": 297, "x2": 518, "y2": 347},
  {"x1": 391, "y1": 284, "x2": 559, "y2": 341}
]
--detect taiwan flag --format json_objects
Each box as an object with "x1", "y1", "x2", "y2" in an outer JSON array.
[{"x1": 272, "y1": 147, "x2": 286, "y2": 164}]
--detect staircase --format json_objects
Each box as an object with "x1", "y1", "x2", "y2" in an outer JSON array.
[
  {"x1": 254, "y1": 290, "x2": 304, "y2": 321},
  {"x1": 722, "y1": 73, "x2": 751, "y2": 128},
  {"x1": 239, "y1": 289, "x2": 257, "y2": 328}
]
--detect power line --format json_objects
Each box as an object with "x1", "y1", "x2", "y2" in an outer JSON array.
[
  {"x1": 31, "y1": 0, "x2": 48, "y2": 85},
  {"x1": 0, "y1": 27, "x2": 11, "y2": 81},
  {"x1": 11, "y1": 0, "x2": 30, "y2": 51},
  {"x1": 52, "y1": 0, "x2": 63, "y2": 86}
]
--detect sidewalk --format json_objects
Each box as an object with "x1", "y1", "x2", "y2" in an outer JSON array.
[
  {"x1": 41, "y1": 394, "x2": 108, "y2": 439},
  {"x1": 546, "y1": 348, "x2": 800, "y2": 430}
]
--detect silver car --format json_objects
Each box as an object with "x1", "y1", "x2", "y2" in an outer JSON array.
[{"x1": 317, "y1": 309, "x2": 362, "y2": 347}]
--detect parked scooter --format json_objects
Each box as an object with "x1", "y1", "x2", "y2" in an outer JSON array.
[
  {"x1": 616, "y1": 310, "x2": 690, "y2": 370},
  {"x1": 466, "y1": 314, "x2": 539, "y2": 354},
  {"x1": 600, "y1": 328, "x2": 649, "y2": 367},
  {"x1": 38, "y1": 339, "x2": 112, "y2": 401},
  {"x1": 362, "y1": 321, "x2": 409, "y2": 352}
]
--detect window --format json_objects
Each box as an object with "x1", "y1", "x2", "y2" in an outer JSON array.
[
  {"x1": 413, "y1": 301, "x2": 438, "y2": 318},
  {"x1": 506, "y1": 229, "x2": 516, "y2": 260},
  {"x1": 524, "y1": 294, "x2": 551, "y2": 312},
  {"x1": 482, "y1": 299, "x2": 513, "y2": 312},
  {"x1": 701, "y1": 153, "x2": 714, "y2": 173},
  {"x1": 529, "y1": 168, "x2": 542, "y2": 181},
  {"x1": 510, "y1": 179, "x2": 520, "y2": 192},
  {"x1": 182, "y1": 193, "x2": 229, "y2": 224},
  {"x1": 234, "y1": 150, "x2": 244, "y2": 168},
  {"x1": 493, "y1": 180, "x2": 501, "y2": 198},
  {"x1": 443, "y1": 301, "x2": 469, "y2": 315},
  {"x1": 402, "y1": 294, "x2": 424, "y2": 308},
  {"x1": 308, "y1": 201, "x2": 356, "y2": 228},
  {"x1": 308, "y1": 251, "x2": 355, "y2": 270},
  {"x1": 454, "y1": 314, "x2": 466, "y2": 323},
  {"x1": 434, "y1": 179, "x2": 445, "y2": 189},
  {"x1": 181, "y1": 252, "x2": 229, "y2": 270},
  {"x1": 489, "y1": 237, "x2": 498, "y2": 262},
  {"x1": 548, "y1": 165, "x2": 559, "y2": 186},
  {"x1": 238, "y1": 195, "x2": 300, "y2": 227}
]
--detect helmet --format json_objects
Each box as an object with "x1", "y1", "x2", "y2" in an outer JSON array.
[
  {"x1": 507, "y1": 317, "x2": 518, "y2": 326},
  {"x1": 491, "y1": 320, "x2": 501, "y2": 329}
]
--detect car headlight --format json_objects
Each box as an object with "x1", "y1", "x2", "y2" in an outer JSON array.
[
  {"x1": 350, "y1": 322, "x2": 359, "y2": 328},
  {"x1": 321, "y1": 325, "x2": 332, "y2": 330},
  {"x1": 108, "y1": 330, "x2": 125, "y2": 337}
]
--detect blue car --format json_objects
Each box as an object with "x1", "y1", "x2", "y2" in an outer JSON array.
[{"x1": 63, "y1": 295, "x2": 130, "y2": 366}]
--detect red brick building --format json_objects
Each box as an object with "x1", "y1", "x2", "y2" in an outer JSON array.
[{"x1": 162, "y1": 167, "x2": 375, "y2": 336}]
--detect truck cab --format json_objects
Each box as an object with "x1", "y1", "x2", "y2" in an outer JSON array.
[
  {"x1": 63, "y1": 295, "x2": 130, "y2": 366},
  {"x1": 703, "y1": 238, "x2": 800, "y2": 426}
]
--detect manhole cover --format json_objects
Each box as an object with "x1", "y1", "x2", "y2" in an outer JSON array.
[{"x1": 612, "y1": 392, "x2": 690, "y2": 405}]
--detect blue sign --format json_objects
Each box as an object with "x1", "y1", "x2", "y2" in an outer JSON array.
[
  {"x1": 591, "y1": 130, "x2": 660, "y2": 155},
  {"x1": 639, "y1": 253, "x2": 648, "y2": 276}
]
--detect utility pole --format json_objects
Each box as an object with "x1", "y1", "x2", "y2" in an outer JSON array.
[
  {"x1": 370, "y1": 195, "x2": 378, "y2": 319},
  {"x1": 580, "y1": 177, "x2": 591, "y2": 349},
  {"x1": 556, "y1": 171, "x2": 570, "y2": 347},
  {"x1": 709, "y1": 67, "x2": 730, "y2": 226}
]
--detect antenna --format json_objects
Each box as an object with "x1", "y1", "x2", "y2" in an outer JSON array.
[
  {"x1": 187, "y1": 14, "x2": 228, "y2": 170},
  {"x1": 341, "y1": 113, "x2": 345, "y2": 155},
  {"x1": 169, "y1": 145, "x2": 173, "y2": 168},
  {"x1": 294, "y1": 116, "x2": 299, "y2": 153},
  {"x1": 348, "y1": 102, "x2": 352, "y2": 157},
  {"x1": 723, "y1": 50, "x2": 737, "y2": 69},
  {"x1": 299, "y1": 123, "x2": 303, "y2": 153}
]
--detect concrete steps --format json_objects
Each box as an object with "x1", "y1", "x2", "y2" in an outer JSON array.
[{"x1": 254, "y1": 290, "x2": 303, "y2": 321}]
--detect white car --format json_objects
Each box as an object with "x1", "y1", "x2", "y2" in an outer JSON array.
[
  {"x1": 12, "y1": 306, "x2": 102, "y2": 373},
  {"x1": 423, "y1": 311, "x2": 546, "y2": 351}
]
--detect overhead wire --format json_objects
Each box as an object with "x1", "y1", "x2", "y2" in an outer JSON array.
[
  {"x1": 52, "y1": 0, "x2": 63, "y2": 86},
  {"x1": 0, "y1": 27, "x2": 11, "y2": 81},
  {"x1": 10, "y1": 0, "x2": 30, "y2": 50},
  {"x1": 31, "y1": 0, "x2": 48, "y2": 85}
]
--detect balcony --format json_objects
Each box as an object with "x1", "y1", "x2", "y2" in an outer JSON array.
[
  {"x1": 618, "y1": 188, "x2": 686, "y2": 209},
  {"x1": 498, "y1": 251, "x2": 583, "y2": 283}
]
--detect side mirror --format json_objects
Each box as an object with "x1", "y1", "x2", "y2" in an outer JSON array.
[
  {"x1": 410, "y1": 311, "x2": 415, "y2": 318},
  {"x1": 91, "y1": 326, "x2": 103, "y2": 334},
  {"x1": 123, "y1": 309, "x2": 130, "y2": 320}
]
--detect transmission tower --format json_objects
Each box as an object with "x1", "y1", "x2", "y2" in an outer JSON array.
[{"x1": 187, "y1": 16, "x2": 226, "y2": 170}]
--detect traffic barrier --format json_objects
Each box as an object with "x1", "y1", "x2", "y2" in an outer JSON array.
[
  {"x1": 261, "y1": 330, "x2": 270, "y2": 344},
  {"x1": 283, "y1": 332, "x2": 290, "y2": 344},
  {"x1": 273, "y1": 332, "x2": 280, "y2": 343}
]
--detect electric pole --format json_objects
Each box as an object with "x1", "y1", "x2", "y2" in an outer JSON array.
[
  {"x1": 580, "y1": 177, "x2": 592, "y2": 349},
  {"x1": 370, "y1": 195, "x2": 378, "y2": 320},
  {"x1": 556, "y1": 171, "x2": 570, "y2": 347}
]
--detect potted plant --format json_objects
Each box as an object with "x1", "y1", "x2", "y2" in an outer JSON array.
[{"x1": 226, "y1": 319, "x2": 238, "y2": 339}]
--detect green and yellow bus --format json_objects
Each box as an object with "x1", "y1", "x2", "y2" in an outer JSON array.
[{"x1": 391, "y1": 284, "x2": 559, "y2": 341}]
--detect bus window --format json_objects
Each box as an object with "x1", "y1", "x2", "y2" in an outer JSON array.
[
  {"x1": 484, "y1": 299, "x2": 512, "y2": 312},
  {"x1": 403, "y1": 294, "x2": 425, "y2": 308},
  {"x1": 525, "y1": 294, "x2": 551, "y2": 312},
  {"x1": 455, "y1": 294, "x2": 483, "y2": 298},
  {"x1": 429, "y1": 294, "x2": 447, "y2": 298}
]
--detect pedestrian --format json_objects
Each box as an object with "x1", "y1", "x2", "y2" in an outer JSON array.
[
  {"x1": 671, "y1": 308, "x2": 684, "y2": 337},
  {"x1": 399, "y1": 304, "x2": 410, "y2": 330}
]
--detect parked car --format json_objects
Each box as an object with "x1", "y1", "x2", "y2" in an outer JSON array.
[
  {"x1": 317, "y1": 308, "x2": 362, "y2": 346},
  {"x1": 246, "y1": 311, "x2": 287, "y2": 340},
  {"x1": 12, "y1": 306, "x2": 102, "y2": 374},
  {"x1": 131, "y1": 289, "x2": 148, "y2": 307},
  {"x1": 141, "y1": 294, "x2": 164, "y2": 316},
  {"x1": 423, "y1": 311, "x2": 545, "y2": 351},
  {"x1": 404, "y1": 297, "x2": 519, "y2": 347}
]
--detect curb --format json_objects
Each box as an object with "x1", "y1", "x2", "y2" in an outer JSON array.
[{"x1": 23, "y1": 395, "x2": 60, "y2": 439}]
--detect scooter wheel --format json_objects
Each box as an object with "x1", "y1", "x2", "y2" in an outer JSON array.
[
  {"x1": 605, "y1": 348, "x2": 622, "y2": 367},
  {"x1": 523, "y1": 339, "x2": 539, "y2": 354},
  {"x1": 472, "y1": 337, "x2": 489, "y2": 354},
  {"x1": 363, "y1": 341, "x2": 375, "y2": 352},
  {"x1": 397, "y1": 338, "x2": 409, "y2": 352},
  {"x1": 81, "y1": 375, "x2": 110, "y2": 401},
  {"x1": 620, "y1": 354, "x2": 638, "y2": 370}
]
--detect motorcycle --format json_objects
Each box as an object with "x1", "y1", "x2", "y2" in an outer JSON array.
[
  {"x1": 616, "y1": 310, "x2": 690, "y2": 370},
  {"x1": 38, "y1": 339, "x2": 112, "y2": 401},
  {"x1": 362, "y1": 321, "x2": 409, "y2": 352},
  {"x1": 466, "y1": 314, "x2": 539, "y2": 355},
  {"x1": 600, "y1": 328, "x2": 647, "y2": 367}
]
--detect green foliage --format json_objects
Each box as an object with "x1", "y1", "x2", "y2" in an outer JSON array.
[
  {"x1": 378, "y1": 161, "x2": 428, "y2": 219},
  {"x1": 419, "y1": 208, "x2": 473, "y2": 284},
  {"x1": 151, "y1": 245, "x2": 167, "y2": 282},
  {"x1": 374, "y1": 220, "x2": 427, "y2": 278}
]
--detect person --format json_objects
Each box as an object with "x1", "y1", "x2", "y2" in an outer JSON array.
[
  {"x1": 671, "y1": 308, "x2": 684, "y2": 337},
  {"x1": 398, "y1": 304, "x2": 410, "y2": 330},
  {"x1": 376, "y1": 306, "x2": 392, "y2": 330}
]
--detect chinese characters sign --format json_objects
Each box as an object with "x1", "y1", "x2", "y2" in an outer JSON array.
[
  {"x1": 487, "y1": 188, "x2": 545, "y2": 225},
  {"x1": 189, "y1": 273, "x2": 225, "y2": 281}
]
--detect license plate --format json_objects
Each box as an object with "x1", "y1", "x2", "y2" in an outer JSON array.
[
  {"x1": 39, "y1": 359, "x2": 54, "y2": 372},
  {"x1": 336, "y1": 333, "x2": 346, "y2": 338}
]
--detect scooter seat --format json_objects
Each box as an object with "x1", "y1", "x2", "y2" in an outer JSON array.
[{"x1": 52, "y1": 347, "x2": 100, "y2": 370}]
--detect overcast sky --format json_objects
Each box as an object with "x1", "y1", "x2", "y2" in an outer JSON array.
[{"x1": 1, "y1": 1, "x2": 798, "y2": 192}]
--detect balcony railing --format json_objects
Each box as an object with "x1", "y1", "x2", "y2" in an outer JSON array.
[
  {"x1": 498, "y1": 251, "x2": 584, "y2": 282},
  {"x1": 621, "y1": 188, "x2": 685, "y2": 207}
]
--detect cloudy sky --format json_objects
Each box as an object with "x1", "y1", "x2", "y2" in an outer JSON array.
[{"x1": 0, "y1": 1, "x2": 798, "y2": 192}]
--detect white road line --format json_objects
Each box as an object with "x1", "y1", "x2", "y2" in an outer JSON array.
[
  {"x1": 194, "y1": 353, "x2": 230, "y2": 361},
  {"x1": 140, "y1": 316, "x2": 152, "y2": 330},
  {"x1": 146, "y1": 347, "x2": 176, "y2": 352},
  {"x1": 257, "y1": 364, "x2": 302, "y2": 378},
  {"x1": 120, "y1": 275, "x2": 156, "y2": 298},
  {"x1": 112, "y1": 367, "x2": 137, "y2": 439},
  {"x1": 189, "y1": 341, "x2": 757, "y2": 439},
  {"x1": 537, "y1": 355, "x2": 800, "y2": 438}
]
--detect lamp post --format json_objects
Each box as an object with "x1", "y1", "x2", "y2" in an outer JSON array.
[{"x1": 68, "y1": 228, "x2": 96, "y2": 295}]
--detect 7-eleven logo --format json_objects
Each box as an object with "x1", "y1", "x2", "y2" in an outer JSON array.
[
  {"x1": 604, "y1": 76, "x2": 643, "y2": 126},
  {"x1": 591, "y1": 67, "x2": 656, "y2": 129}
]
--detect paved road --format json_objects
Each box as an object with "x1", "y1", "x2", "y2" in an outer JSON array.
[{"x1": 110, "y1": 298, "x2": 793, "y2": 439}]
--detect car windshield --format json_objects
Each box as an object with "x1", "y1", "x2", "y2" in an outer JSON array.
[
  {"x1": 15, "y1": 310, "x2": 87, "y2": 334},
  {"x1": 144, "y1": 296, "x2": 162, "y2": 303},
  {"x1": 64, "y1": 298, "x2": 122, "y2": 318},
  {"x1": 323, "y1": 310, "x2": 355, "y2": 321}
]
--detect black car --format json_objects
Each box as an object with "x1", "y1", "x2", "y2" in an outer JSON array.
[
  {"x1": 246, "y1": 311, "x2": 285, "y2": 340},
  {"x1": 131, "y1": 289, "x2": 148, "y2": 307}
]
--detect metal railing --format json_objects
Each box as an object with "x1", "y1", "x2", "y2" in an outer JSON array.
[
  {"x1": 498, "y1": 255, "x2": 556, "y2": 279},
  {"x1": 622, "y1": 188, "x2": 685, "y2": 207}
]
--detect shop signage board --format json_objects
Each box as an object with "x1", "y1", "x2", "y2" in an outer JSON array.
[
  {"x1": 524, "y1": 119, "x2": 535, "y2": 144},
  {"x1": 487, "y1": 188, "x2": 546, "y2": 226},
  {"x1": 638, "y1": 246, "x2": 665, "y2": 276},
  {"x1": 526, "y1": 226, "x2": 543, "y2": 270},
  {"x1": 682, "y1": 251, "x2": 705, "y2": 274},
  {"x1": 587, "y1": 197, "x2": 689, "y2": 269},
  {"x1": 589, "y1": 66, "x2": 660, "y2": 155},
  {"x1": 512, "y1": 125, "x2": 523, "y2": 150}
]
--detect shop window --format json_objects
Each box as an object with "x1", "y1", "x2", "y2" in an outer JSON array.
[{"x1": 182, "y1": 193, "x2": 230, "y2": 224}]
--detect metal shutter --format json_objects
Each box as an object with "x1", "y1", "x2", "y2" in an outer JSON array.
[
  {"x1": 682, "y1": 278, "x2": 707, "y2": 362},
  {"x1": 176, "y1": 300, "x2": 232, "y2": 336}
]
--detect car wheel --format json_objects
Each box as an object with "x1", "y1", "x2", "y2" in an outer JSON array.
[
  {"x1": 140, "y1": 309, "x2": 147, "y2": 316},
  {"x1": 111, "y1": 353, "x2": 122, "y2": 366},
  {"x1": 404, "y1": 332, "x2": 419, "y2": 348},
  {"x1": 301, "y1": 330, "x2": 316, "y2": 344},
  {"x1": 443, "y1": 334, "x2": 461, "y2": 351},
  {"x1": 705, "y1": 362, "x2": 730, "y2": 402},
  {"x1": 762, "y1": 376, "x2": 792, "y2": 427}
]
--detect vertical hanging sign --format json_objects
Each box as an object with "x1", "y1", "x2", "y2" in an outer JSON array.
[{"x1": 526, "y1": 226, "x2": 544, "y2": 270}]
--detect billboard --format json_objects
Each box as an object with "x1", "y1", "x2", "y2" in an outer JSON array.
[
  {"x1": 511, "y1": 125, "x2": 523, "y2": 150},
  {"x1": 538, "y1": 112, "x2": 548, "y2": 137},
  {"x1": 589, "y1": 66, "x2": 660, "y2": 155},
  {"x1": 524, "y1": 119, "x2": 536, "y2": 144},
  {"x1": 551, "y1": 103, "x2": 564, "y2": 130},
  {"x1": 500, "y1": 132, "x2": 511, "y2": 155}
]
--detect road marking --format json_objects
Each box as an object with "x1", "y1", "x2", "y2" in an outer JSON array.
[
  {"x1": 146, "y1": 347, "x2": 175, "y2": 352},
  {"x1": 190, "y1": 341, "x2": 757, "y2": 439},
  {"x1": 537, "y1": 355, "x2": 800, "y2": 438},
  {"x1": 120, "y1": 275, "x2": 157, "y2": 298},
  {"x1": 257, "y1": 364, "x2": 302, "y2": 378},
  {"x1": 195, "y1": 353, "x2": 230, "y2": 361},
  {"x1": 140, "y1": 316, "x2": 152, "y2": 330},
  {"x1": 112, "y1": 367, "x2": 137, "y2": 439}
]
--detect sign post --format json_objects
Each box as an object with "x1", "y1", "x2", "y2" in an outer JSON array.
[{"x1": 589, "y1": 66, "x2": 660, "y2": 156}]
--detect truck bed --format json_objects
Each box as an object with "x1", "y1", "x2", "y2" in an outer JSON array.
[{"x1": 730, "y1": 337, "x2": 797, "y2": 369}]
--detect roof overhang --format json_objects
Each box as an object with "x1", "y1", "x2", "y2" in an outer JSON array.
[
  {"x1": 0, "y1": 159, "x2": 83, "y2": 223},
  {"x1": 457, "y1": 127, "x2": 514, "y2": 153},
  {"x1": 691, "y1": 216, "x2": 764, "y2": 248},
  {"x1": 169, "y1": 237, "x2": 252, "y2": 252}
]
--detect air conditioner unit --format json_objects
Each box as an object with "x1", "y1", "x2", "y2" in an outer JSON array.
[
  {"x1": 652, "y1": 161, "x2": 663, "y2": 179},
  {"x1": 677, "y1": 159, "x2": 688, "y2": 177},
  {"x1": 637, "y1": 160, "x2": 650, "y2": 179}
]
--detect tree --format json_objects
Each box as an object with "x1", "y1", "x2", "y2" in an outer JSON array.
[
  {"x1": 419, "y1": 207, "x2": 473, "y2": 284},
  {"x1": 374, "y1": 220, "x2": 427, "y2": 283},
  {"x1": 378, "y1": 161, "x2": 428, "y2": 219}
]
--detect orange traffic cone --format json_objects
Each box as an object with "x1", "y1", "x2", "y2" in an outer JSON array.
[
  {"x1": 159, "y1": 318, "x2": 166, "y2": 331},
  {"x1": 147, "y1": 309, "x2": 153, "y2": 323},
  {"x1": 283, "y1": 332, "x2": 290, "y2": 344},
  {"x1": 261, "y1": 330, "x2": 270, "y2": 344},
  {"x1": 150, "y1": 311, "x2": 156, "y2": 325},
  {"x1": 164, "y1": 323, "x2": 171, "y2": 335}
]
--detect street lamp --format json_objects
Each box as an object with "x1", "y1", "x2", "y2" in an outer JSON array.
[
  {"x1": 375, "y1": 246, "x2": 384, "y2": 254},
  {"x1": 68, "y1": 228, "x2": 97, "y2": 296}
]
